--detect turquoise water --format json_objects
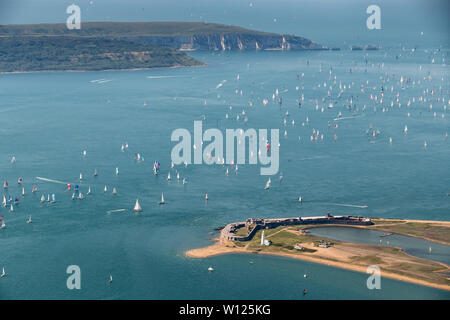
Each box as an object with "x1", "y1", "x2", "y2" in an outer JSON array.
[
  {"x1": 308, "y1": 226, "x2": 450, "y2": 265},
  {"x1": 0, "y1": 48, "x2": 449, "y2": 299}
]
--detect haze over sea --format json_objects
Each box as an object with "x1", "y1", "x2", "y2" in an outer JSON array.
[{"x1": 0, "y1": 0, "x2": 449, "y2": 299}]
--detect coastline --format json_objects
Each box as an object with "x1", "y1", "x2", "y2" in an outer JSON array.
[
  {"x1": 186, "y1": 219, "x2": 450, "y2": 292},
  {"x1": 186, "y1": 240, "x2": 450, "y2": 292},
  {"x1": 0, "y1": 63, "x2": 207, "y2": 75}
]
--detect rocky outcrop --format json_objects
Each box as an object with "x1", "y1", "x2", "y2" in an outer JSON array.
[{"x1": 117, "y1": 33, "x2": 325, "y2": 51}]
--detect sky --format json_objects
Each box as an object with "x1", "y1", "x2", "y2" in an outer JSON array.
[{"x1": 0, "y1": 0, "x2": 448, "y2": 47}]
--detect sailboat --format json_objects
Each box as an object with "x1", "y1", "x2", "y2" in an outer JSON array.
[
  {"x1": 115, "y1": 167, "x2": 119, "y2": 176},
  {"x1": 112, "y1": 188, "x2": 117, "y2": 195},
  {"x1": 104, "y1": 186, "x2": 108, "y2": 193},
  {"x1": 47, "y1": 194, "x2": 50, "y2": 202},
  {"x1": 51, "y1": 194, "x2": 56, "y2": 203},
  {"x1": 2, "y1": 196, "x2": 6, "y2": 207},
  {"x1": 167, "y1": 172, "x2": 171, "y2": 181},
  {"x1": 176, "y1": 172, "x2": 180, "y2": 181},
  {"x1": 3, "y1": 181, "x2": 8, "y2": 189},
  {"x1": 298, "y1": 196, "x2": 303, "y2": 204},
  {"x1": 79, "y1": 173, "x2": 83, "y2": 181},
  {"x1": 1, "y1": 220, "x2": 5, "y2": 229},
  {"x1": 133, "y1": 199, "x2": 142, "y2": 212},
  {"x1": 78, "y1": 193, "x2": 84, "y2": 200},
  {"x1": 153, "y1": 161, "x2": 160, "y2": 175},
  {"x1": 109, "y1": 274, "x2": 113, "y2": 283},
  {"x1": 27, "y1": 216, "x2": 32, "y2": 224},
  {"x1": 72, "y1": 193, "x2": 76, "y2": 200},
  {"x1": 22, "y1": 187, "x2": 25, "y2": 197},
  {"x1": 94, "y1": 169, "x2": 98, "y2": 177},
  {"x1": 264, "y1": 178, "x2": 271, "y2": 190},
  {"x1": 40, "y1": 195, "x2": 45, "y2": 203},
  {"x1": 87, "y1": 187, "x2": 91, "y2": 195},
  {"x1": 158, "y1": 193, "x2": 165, "y2": 205},
  {"x1": 205, "y1": 193, "x2": 209, "y2": 201},
  {"x1": 208, "y1": 266, "x2": 214, "y2": 272},
  {"x1": 32, "y1": 185, "x2": 37, "y2": 193},
  {"x1": 1, "y1": 267, "x2": 5, "y2": 277},
  {"x1": 171, "y1": 161, "x2": 174, "y2": 169},
  {"x1": 9, "y1": 204, "x2": 14, "y2": 212},
  {"x1": 18, "y1": 177, "x2": 23, "y2": 185}
]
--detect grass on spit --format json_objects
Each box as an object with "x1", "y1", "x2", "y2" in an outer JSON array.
[
  {"x1": 244, "y1": 227, "x2": 323, "y2": 254},
  {"x1": 372, "y1": 222, "x2": 450, "y2": 244}
]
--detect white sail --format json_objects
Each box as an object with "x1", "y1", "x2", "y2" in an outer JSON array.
[
  {"x1": 112, "y1": 188, "x2": 117, "y2": 195},
  {"x1": 159, "y1": 193, "x2": 165, "y2": 205},
  {"x1": 1, "y1": 267, "x2": 5, "y2": 277},
  {"x1": 264, "y1": 178, "x2": 271, "y2": 190},
  {"x1": 104, "y1": 186, "x2": 108, "y2": 193},
  {"x1": 87, "y1": 187, "x2": 91, "y2": 195},
  {"x1": 41, "y1": 195, "x2": 45, "y2": 203},
  {"x1": 22, "y1": 188, "x2": 25, "y2": 196},
  {"x1": 134, "y1": 199, "x2": 142, "y2": 212},
  {"x1": 167, "y1": 172, "x2": 171, "y2": 181}
]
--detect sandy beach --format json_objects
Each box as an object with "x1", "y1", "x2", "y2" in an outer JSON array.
[{"x1": 186, "y1": 220, "x2": 450, "y2": 292}]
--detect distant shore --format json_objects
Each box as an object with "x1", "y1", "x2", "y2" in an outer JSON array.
[
  {"x1": 186, "y1": 218, "x2": 450, "y2": 291},
  {"x1": 0, "y1": 63, "x2": 207, "y2": 75}
]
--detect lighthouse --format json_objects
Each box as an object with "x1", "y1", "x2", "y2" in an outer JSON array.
[{"x1": 261, "y1": 230, "x2": 265, "y2": 245}]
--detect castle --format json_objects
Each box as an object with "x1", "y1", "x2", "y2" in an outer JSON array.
[{"x1": 221, "y1": 213, "x2": 372, "y2": 242}]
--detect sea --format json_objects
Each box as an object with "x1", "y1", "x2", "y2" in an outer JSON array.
[{"x1": 0, "y1": 0, "x2": 449, "y2": 299}]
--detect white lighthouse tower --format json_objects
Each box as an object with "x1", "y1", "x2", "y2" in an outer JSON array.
[{"x1": 261, "y1": 230, "x2": 265, "y2": 245}]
